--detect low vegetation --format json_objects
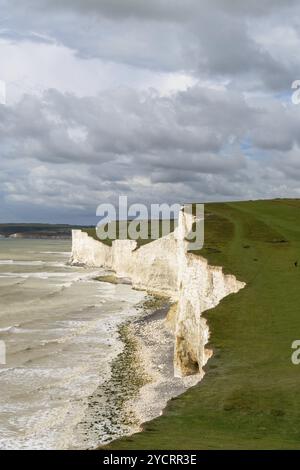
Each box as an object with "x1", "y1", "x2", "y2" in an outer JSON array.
[
  {"x1": 106, "y1": 199, "x2": 300, "y2": 449},
  {"x1": 83, "y1": 220, "x2": 176, "y2": 248}
]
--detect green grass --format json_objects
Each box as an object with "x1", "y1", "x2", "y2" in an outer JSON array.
[
  {"x1": 83, "y1": 220, "x2": 176, "y2": 248},
  {"x1": 106, "y1": 199, "x2": 300, "y2": 449}
]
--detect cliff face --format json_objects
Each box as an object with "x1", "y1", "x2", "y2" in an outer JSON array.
[
  {"x1": 71, "y1": 230, "x2": 112, "y2": 267},
  {"x1": 71, "y1": 231, "x2": 179, "y2": 298},
  {"x1": 70, "y1": 211, "x2": 245, "y2": 377}
]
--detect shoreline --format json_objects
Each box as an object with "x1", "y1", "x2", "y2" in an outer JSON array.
[
  {"x1": 123, "y1": 304, "x2": 202, "y2": 438},
  {"x1": 94, "y1": 287, "x2": 202, "y2": 449},
  {"x1": 70, "y1": 220, "x2": 245, "y2": 449}
]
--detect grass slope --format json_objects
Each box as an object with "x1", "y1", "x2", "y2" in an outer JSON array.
[
  {"x1": 83, "y1": 220, "x2": 176, "y2": 248},
  {"x1": 106, "y1": 199, "x2": 300, "y2": 450}
]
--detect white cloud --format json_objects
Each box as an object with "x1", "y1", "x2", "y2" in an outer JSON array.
[{"x1": 0, "y1": 0, "x2": 300, "y2": 222}]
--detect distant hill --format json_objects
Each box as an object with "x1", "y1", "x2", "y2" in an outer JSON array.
[{"x1": 0, "y1": 223, "x2": 94, "y2": 239}]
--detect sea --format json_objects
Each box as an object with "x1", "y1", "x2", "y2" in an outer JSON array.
[{"x1": 0, "y1": 238, "x2": 145, "y2": 449}]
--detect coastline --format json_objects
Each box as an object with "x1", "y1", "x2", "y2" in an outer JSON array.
[
  {"x1": 123, "y1": 304, "x2": 202, "y2": 436},
  {"x1": 70, "y1": 218, "x2": 245, "y2": 449},
  {"x1": 95, "y1": 290, "x2": 201, "y2": 449},
  {"x1": 0, "y1": 241, "x2": 152, "y2": 450}
]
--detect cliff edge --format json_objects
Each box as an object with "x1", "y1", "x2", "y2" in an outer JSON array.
[{"x1": 70, "y1": 209, "x2": 245, "y2": 377}]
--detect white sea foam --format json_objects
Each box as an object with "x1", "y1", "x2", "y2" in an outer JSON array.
[
  {"x1": 39, "y1": 251, "x2": 70, "y2": 256},
  {"x1": 0, "y1": 259, "x2": 71, "y2": 268},
  {"x1": 0, "y1": 324, "x2": 20, "y2": 333},
  {"x1": 0, "y1": 271, "x2": 97, "y2": 281},
  {"x1": 0, "y1": 239, "x2": 145, "y2": 449}
]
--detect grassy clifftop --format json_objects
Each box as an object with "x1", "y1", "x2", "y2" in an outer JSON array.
[
  {"x1": 83, "y1": 219, "x2": 176, "y2": 248},
  {"x1": 107, "y1": 199, "x2": 300, "y2": 449}
]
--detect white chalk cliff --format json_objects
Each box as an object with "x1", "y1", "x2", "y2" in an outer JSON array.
[{"x1": 71, "y1": 209, "x2": 245, "y2": 377}]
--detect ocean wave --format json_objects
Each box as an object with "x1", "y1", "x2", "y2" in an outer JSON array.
[
  {"x1": 0, "y1": 304, "x2": 102, "y2": 341},
  {"x1": 0, "y1": 324, "x2": 21, "y2": 333},
  {"x1": 0, "y1": 241, "x2": 146, "y2": 450},
  {"x1": 39, "y1": 251, "x2": 70, "y2": 256},
  {"x1": 39, "y1": 318, "x2": 104, "y2": 347},
  {"x1": 0, "y1": 260, "x2": 71, "y2": 268},
  {"x1": 0, "y1": 364, "x2": 97, "y2": 450},
  {"x1": 0, "y1": 271, "x2": 94, "y2": 280},
  {"x1": 0, "y1": 260, "x2": 44, "y2": 266}
]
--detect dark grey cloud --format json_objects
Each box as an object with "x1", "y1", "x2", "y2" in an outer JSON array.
[
  {"x1": 1, "y1": 0, "x2": 300, "y2": 222},
  {"x1": 2, "y1": 0, "x2": 299, "y2": 89},
  {"x1": 1, "y1": 83, "x2": 300, "y2": 223},
  {"x1": 0, "y1": 86, "x2": 250, "y2": 169},
  {"x1": 7, "y1": 0, "x2": 297, "y2": 21}
]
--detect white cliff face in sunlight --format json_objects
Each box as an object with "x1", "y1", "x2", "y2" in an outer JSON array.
[{"x1": 71, "y1": 210, "x2": 245, "y2": 378}]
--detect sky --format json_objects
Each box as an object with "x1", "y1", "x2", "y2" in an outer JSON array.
[{"x1": 1, "y1": 0, "x2": 300, "y2": 223}]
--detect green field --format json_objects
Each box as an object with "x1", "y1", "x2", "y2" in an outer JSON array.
[
  {"x1": 106, "y1": 199, "x2": 300, "y2": 450},
  {"x1": 83, "y1": 219, "x2": 176, "y2": 247}
]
